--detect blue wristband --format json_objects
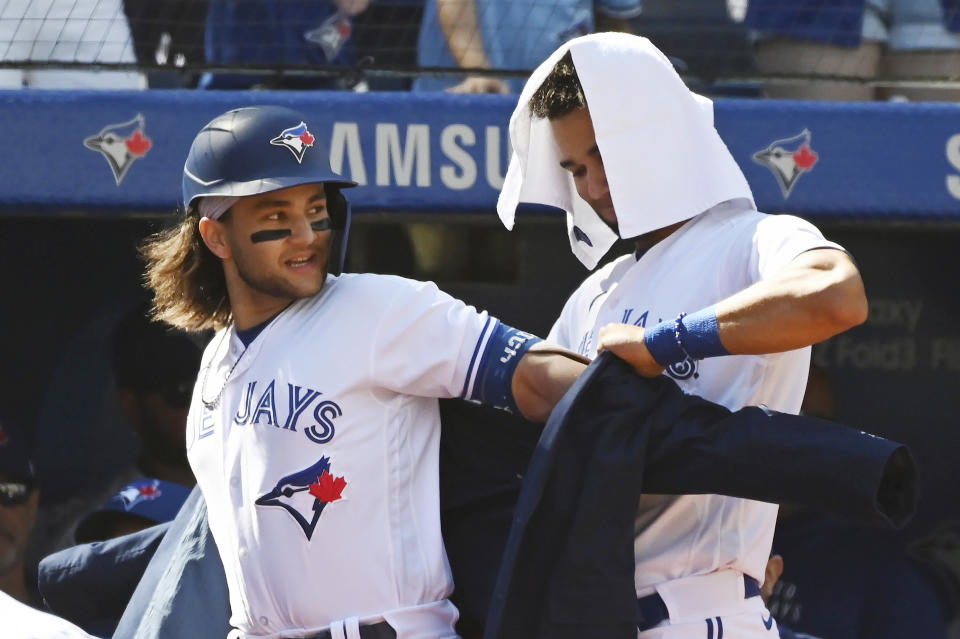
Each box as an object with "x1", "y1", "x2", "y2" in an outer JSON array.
[
  {"x1": 643, "y1": 305, "x2": 729, "y2": 366},
  {"x1": 644, "y1": 319, "x2": 686, "y2": 367},
  {"x1": 678, "y1": 306, "x2": 730, "y2": 360}
]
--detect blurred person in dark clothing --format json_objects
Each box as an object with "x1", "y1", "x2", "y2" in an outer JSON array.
[
  {"x1": 111, "y1": 303, "x2": 201, "y2": 488},
  {"x1": 73, "y1": 478, "x2": 190, "y2": 544},
  {"x1": 0, "y1": 416, "x2": 42, "y2": 608}
]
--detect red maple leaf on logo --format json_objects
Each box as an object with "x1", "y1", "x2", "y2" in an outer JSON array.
[
  {"x1": 139, "y1": 484, "x2": 159, "y2": 497},
  {"x1": 793, "y1": 144, "x2": 818, "y2": 170},
  {"x1": 125, "y1": 130, "x2": 152, "y2": 156},
  {"x1": 309, "y1": 470, "x2": 346, "y2": 503},
  {"x1": 299, "y1": 130, "x2": 315, "y2": 147}
]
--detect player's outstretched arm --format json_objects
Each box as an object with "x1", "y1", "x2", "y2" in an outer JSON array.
[
  {"x1": 511, "y1": 343, "x2": 589, "y2": 423},
  {"x1": 599, "y1": 248, "x2": 868, "y2": 376},
  {"x1": 713, "y1": 248, "x2": 867, "y2": 352}
]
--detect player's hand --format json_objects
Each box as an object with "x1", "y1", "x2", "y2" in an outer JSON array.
[
  {"x1": 446, "y1": 76, "x2": 510, "y2": 94},
  {"x1": 597, "y1": 323, "x2": 665, "y2": 378}
]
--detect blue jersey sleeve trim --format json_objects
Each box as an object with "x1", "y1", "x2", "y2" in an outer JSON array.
[
  {"x1": 469, "y1": 322, "x2": 542, "y2": 414},
  {"x1": 460, "y1": 315, "x2": 495, "y2": 399}
]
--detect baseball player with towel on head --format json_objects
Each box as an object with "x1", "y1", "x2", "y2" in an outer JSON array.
[
  {"x1": 497, "y1": 33, "x2": 870, "y2": 638},
  {"x1": 141, "y1": 104, "x2": 589, "y2": 639}
]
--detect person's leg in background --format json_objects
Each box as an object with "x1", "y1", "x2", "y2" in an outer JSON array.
[
  {"x1": 749, "y1": 0, "x2": 887, "y2": 100},
  {"x1": 878, "y1": 0, "x2": 960, "y2": 101}
]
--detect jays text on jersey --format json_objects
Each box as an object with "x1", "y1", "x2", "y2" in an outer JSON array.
[
  {"x1": 187, "y1": 272, "x2": 536, "y2": 639},
  {"x1": 548, "y1": 201, "x2": 844, "y2": 595}
]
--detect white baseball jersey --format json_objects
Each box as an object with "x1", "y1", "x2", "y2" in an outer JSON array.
[
  {"x1": 547, "y1": 201, "x2": 844, "y2": 596},
  {"x1": 187, "y1": 273, "x2": 512, "y2": 639},
  {"x1": 0, "y1": 590, "x2": 96, "y2": 639}
]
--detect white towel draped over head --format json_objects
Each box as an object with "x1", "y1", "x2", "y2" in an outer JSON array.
[{"x1": 496, "y1": 32, "x2": 755, "y2": 269}]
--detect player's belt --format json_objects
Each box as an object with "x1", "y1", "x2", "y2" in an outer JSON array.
[
  {"x1": 298, "y1": 621, "x2": 396, "y2": 639},
  {"x1": 636, "y1": 575, "x2": 761, "y2": 632}
]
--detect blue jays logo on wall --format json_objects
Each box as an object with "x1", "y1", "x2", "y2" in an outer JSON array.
[
  {"x1": 256, "y1": 456, "x2": 347, "y2": 540},
  {"x1": 83, "y1": 114, "x2": 152, "y2": 185},
  {"x1": 115, "y1": 479, "x2": 163, "y2": 511},
  {"x1": 752, "y1": 129, "x2": 819, "y2": 198},
  {"x1": 270, "y1": 121, "x2": 315, "y2": 164}
]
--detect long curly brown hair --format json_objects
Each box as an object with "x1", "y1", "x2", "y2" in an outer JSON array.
[{"x1": 140, "y1": 204, "x2": 232, "y2": 332}]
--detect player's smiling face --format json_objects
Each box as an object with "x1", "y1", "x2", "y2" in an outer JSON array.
[
  {"x1": 551, "y1": 106, "x2": 617, "y2": 227},
  {"x1": 215, "y1": 183, "x2": 333, "y2": 326}
]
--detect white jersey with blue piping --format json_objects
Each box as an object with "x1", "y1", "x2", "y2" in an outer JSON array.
[
  {"x1": 547, "y1": 201, "x2": 844, "y2": 595},
  {"x1": 186, "y1": 272, "x2": 533, "y2": 639}
]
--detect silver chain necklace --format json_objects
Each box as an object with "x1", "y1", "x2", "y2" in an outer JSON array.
[{"x1": 200, "y1": 329, "x2": 246, "y2": 410}]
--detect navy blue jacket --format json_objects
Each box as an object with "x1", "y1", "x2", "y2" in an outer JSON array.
[
  {"x1": 38, "y1": 524, "x2": 169, "y2": 637},
  {"x1": 483, "y1": 353, "x2": 915, "y2": 639}
]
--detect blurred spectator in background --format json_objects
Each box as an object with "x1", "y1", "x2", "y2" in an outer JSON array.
[
  {"x1": 200, "y1": 0, "x2": 372, "y2": 89},
  {"x1": 414, "y1": 0, "x2": 642, "y2": 93},
  {"x1": 0, "y1": 0, "x2": 145, "y2": 89},
  {"x1": 746, "y1": 0, "x2": 960, "y2": 101},
  {"x1": 26, "y1": 302, "x2": 199, "y2": 570},
  {"x1": 768, "y1": 511, "x2": 952, "y2": 639},
  {"x1": 36, "y1": 478, "x2": 190, "y2": 637},
  {"x1": 0, "y1": 417, "x2": 42, "y2": 608},
  {"x1": 73, "y1": 478, "x2": 190, "y2": 544},
  {"x1": 765, "y1": 363, "x2": 953, "y2": 639},
  {"x1": 759, "y1": 554, "x2": 822, "y2": 639},
  {"x1": 122, "y1": 0, "x2": 209, "y2": 87},
  {"x1": 111, "y1": 304, "x2": 200, "y2": 488}
]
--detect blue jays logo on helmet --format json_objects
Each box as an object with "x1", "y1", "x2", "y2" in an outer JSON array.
[
  {"x1": 255, "y1": 455, "x2": 348, "y2": 540},
  {"x1": 752, "y1": 129, "x2": 819, "y2": 199},
  {"x1": 270, "y1": 121, "x2": 315, "y2": 164},
  {"x1": 84, "y1": 114, "x2": 152, "y2": 185},
  {"x1": 114, "y1": 479, "x2": 163, "y2": 512},
  {"x1": 181, "y1": 105, "x2": 356, "y2": 210}
]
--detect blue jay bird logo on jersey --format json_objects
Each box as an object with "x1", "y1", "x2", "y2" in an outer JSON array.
[
  {"x1": 83, "y1": 114, "x2": 153, "y2": 185},
  {"x1": 255, "y1": 456, "x2": 347, "y2": 540},
  {"x1": 752, "y1": 129, "x2": 819, "y2": 199},
  {"x1": 270, "y1": 122, "x2": 315, "y2": 164}
]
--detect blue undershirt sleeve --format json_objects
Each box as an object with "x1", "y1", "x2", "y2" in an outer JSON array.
[{"x1": 469, "y1": 321, "x2": 542, "y2": 414}]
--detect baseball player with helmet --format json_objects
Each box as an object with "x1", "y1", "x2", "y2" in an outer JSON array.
[
  {"x1": 497, "y1": 33, "x2": 869, "y2": 638},
  {"x1": 141, "y1": 104, "x2": 587, "y2": 639}
]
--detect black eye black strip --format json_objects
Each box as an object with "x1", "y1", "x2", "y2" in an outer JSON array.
[
  {"x1": 249, "y1": 219, "x2": 333, "y2": 243},
  {"x1": 250, "y1": 229, "x2": 292, "y2": 243}
]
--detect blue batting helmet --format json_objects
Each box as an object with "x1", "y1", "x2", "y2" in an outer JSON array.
[{"x1": 182, "y1": 105, "x2": 357, "y2": 273}]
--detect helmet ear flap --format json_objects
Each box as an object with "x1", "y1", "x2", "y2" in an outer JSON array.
[
  {"x1": 324, "y1": 184, "x2": 348, "y2": 230},
  {"x1": 324, "y1": 184, "x2": 351, "y2": 276}
]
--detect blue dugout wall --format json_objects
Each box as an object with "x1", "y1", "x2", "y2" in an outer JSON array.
[{"x1": 0, "y1": 90, "x2": 958, "y2": 217}]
